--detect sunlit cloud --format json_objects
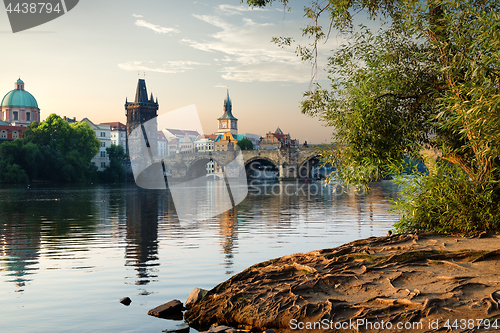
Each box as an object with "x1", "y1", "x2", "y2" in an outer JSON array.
[
  {"x1": 218, "y1": 4, "x2": 268, "y2": 15},
  {"x1": 132, "y1": 13, "x2": 143, "y2": 18},
  {"x1": 118, "y1": 61, "x2": 209, "y2": 74},
  {"x1": 181, "y1": 14, "x2": 314, "y2": 83},
  {"x1": 134, "y1": 19, "x2": 180, "y2": 35}
]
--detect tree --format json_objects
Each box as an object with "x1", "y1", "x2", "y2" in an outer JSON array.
[
  {"x1": 247, "y1": 0, "x2": 500, "y2": 234},
  {"x1": 99, "y1": 144, "x2": 127, "y2": 183},
  {"x1": 23, "y1": 114, "x2": 100, "y2": 182},
  {"x1": 247, "y1": 0, "x2": 499, "y2": 183},
  {"x1": 237, "y1": 138, "x2": 254, "y2": 150}
]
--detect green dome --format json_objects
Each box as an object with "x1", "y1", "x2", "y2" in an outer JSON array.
[{"x1": 1, "y1": 88, "x2": 38, "y2": 109}]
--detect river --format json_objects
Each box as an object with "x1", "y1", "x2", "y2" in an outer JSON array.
[{"x1": 0, "y1": 180, "x2": 399, "y2": 333}]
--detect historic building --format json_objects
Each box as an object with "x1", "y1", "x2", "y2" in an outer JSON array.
[
  {"x1": 81, "y1": 118, "x2": 111, "y2": 171},
  {"x1": 217, "y1": 90, "x2": 238, "y2": 135},
  {"x1": 1, "y1": 79, "x2": 40, "y2": 126},
  {"x1": 0, "y1": 78, "x2": 40, "y2": 141},
  {"x1": 194, "y1": 135, "x2": 215, "y2": 152},
  {"x1": 259, "y1": 127, "x2": 298, "y2": 150},
  {"x1": 101, "y1": 122, "x2": 127, "y2": 151},
  {"x1": 0, "y1": 120, "x2": 24, "y2": 141},
  {"x1": 163, "y1": 128, "x2": 200, "y2": 141},
  {"x1": 214, "y1": 132, "x2": 237, "y2": 152},
  {"x1": 157, "y1": 130, "x2": 168, "y2": 156},
  {"x1": 125, "y1": 79, "x2": 159, "y2": 155}
]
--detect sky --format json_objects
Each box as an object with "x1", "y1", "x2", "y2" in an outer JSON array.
[{"x1": 0, "y1": 0, "x2": 370, "y2": 144}]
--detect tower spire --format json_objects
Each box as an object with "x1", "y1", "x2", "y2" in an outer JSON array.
[
  {"x1": 218, "y1": 89, "x2": 238, "y2": 135},
  {"x1": 134, "y1": 78, "x2": 148, "y2": 103}
]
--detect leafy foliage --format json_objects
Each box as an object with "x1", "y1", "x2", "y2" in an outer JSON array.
[
  {"x1": 247, "y1": 0, "x2": 500, "y2": 233},
  {"x1": 98, "y1": 144, "x2": 127, "y2": 183},
  {"x1": 23, "y1": 114, "x2": 100, "y2": 182},
  {"x1": 237, "y1": 138, "x2": 254, "y2": 150},
  {"x1": 0, "y1": 114, "x2": 105, "y2": 183},
  {"x1": 392, "y1": 162, "x2": 500, "y2": 235}
]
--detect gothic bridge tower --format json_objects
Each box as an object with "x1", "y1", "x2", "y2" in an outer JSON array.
[{"x1": 125, "y1": 79, "x2": 159, "y2": 155}]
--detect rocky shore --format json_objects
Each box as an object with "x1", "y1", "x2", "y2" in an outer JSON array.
[{"x1": 184, "y1": 233, "x2": 500, "y2": 332}]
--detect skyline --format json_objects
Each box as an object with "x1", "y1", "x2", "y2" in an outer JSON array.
[{"x1": 0, "y1": 0, "x2": 374, "y2": 143}]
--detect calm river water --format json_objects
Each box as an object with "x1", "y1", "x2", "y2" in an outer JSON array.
[{"x1": 0, "y1": 181, "x2": 399, "y2": 333}]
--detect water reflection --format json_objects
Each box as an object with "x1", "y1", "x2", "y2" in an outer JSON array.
[
  {"x1": 0, "y1": 217, "x2": 40, "y2": 290},
  {"x1": 0, "y1": 181, "x2": 399, "y2": 292},
  {"x1": 217, "y1": 207, "x2": 238, "y2": 274},
  {"x1": 125, "y1": 188, "x2": 160, "y2": 286}
]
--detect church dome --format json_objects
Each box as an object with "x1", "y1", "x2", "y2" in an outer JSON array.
[{"x1": 1, "y1": 79, "x2": 39, "y2": 109}]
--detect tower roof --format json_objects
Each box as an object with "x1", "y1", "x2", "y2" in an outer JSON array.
[
  {"x1": 130, "y1": 78, "x2": 158, "y2": 105},
  {"x1": 135, "y1": 79, "x2": 148, "y2": 103},
  {"x1": 218, "y1": 89, "x2": 237, "y2": 120},
  {"x1": 1, "y1": 78, "x2": 38, "y2": 109}
]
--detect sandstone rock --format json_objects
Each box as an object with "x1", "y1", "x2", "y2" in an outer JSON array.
[
  {"x1": 208, "y1": 325, "x2": 233, "y2": 332},
  {"x1": 120, "y1": 297, "x2": 132, "y2": 306},
  {"x1": 163, "y1": 323, "x2": 190, "y2": 333},
  {"x1": 185, "y1": 288, "x2": 209, "y2": 308},
  {"x1": 148, "y1": 300, "x2": 184, "y2": 319}
]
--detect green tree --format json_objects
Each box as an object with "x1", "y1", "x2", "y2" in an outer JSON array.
[
  {"x1": 247, "y1": 0, "x2": 500, "y2": 234},
  {"x1": 237, "y1": 138, "x2": 254, "y2": 150},
  {"x1": 99, "y1": 144, "x2": 127, "y2": 183},
  {"x1": 23, "y1": 114, "x2": 100, "y2": 182},
  {"x1": 246, "y1": 0, "x2": 500, "y2": 184}
]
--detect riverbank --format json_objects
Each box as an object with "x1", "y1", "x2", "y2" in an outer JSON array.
[{"x1": 185, "y1": 233, "x2": 500, "y2": 332}]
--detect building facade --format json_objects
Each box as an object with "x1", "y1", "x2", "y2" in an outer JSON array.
[
  {"x1": 1, "y1": 79, "x2": 40, "y2": 126},
  {"x1": 194, "y1": 136, "x2": 215, "y2": 152},
  {"x1": 81, "y1": 118, "x2": 111, "y2": 171},
  {"x1": 101, "y1": 122, "x2": 127, "y2": 151},
  {"x1": 259, "y1": 127, "x2": 298, "y2": 150},
  {"x1": 158, "y1": 130, "x2": 168, "y2": 156},
  {"x1": 214, "y1": 132, "x2": 236, "y2": 152},
  {"x1": 0, "y1": 120, "x2": 24, "y2": 141}
]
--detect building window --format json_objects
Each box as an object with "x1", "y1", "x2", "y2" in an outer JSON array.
[
  {"x1": 1, "y1": 131, "x2": 6, "y2": 138},
  {"x1": 100, "y1": 151, "x2": 106, "y2": 157},
  {"x1": 26, "y1": 113, "x2": 31, "y2": 121},
  {"x1": 101, "y1": 142, "x2": 106, "y2": 147},
  {"x1": 101, "y1": 162, "x2": 106, "y2": 168},
  {"x1": 101, "y1": 132, "x2": 105, "y2": 137},
  {"x1": 12, "y1": 131, "x2": 18, "y2": 139},
  {"x1": 13, "y1": 111, "x2": 18, "y2": 121}
]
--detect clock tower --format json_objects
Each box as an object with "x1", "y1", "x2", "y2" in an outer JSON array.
[{"x1": 217, "y1": 89, "x2": 238, "y2": 135}]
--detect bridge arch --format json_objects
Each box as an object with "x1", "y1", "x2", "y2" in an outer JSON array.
[
  {"x1": 297, "y1": 154, "x2": 321, "y2": 179},
  {"x1": 244, "y1": 156, "x2": 280, "y2": 180},
  {"x1": 186, "y1": 156, "x2": 214, "y2": 179}
]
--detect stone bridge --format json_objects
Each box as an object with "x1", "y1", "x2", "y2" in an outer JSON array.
[{"x1": 157, "y1": 147, "x2": 319, "y2": 179}]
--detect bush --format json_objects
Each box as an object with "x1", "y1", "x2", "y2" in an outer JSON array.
[{"x1": 392, "y1": 162, "x2": 500, "y2": 236}]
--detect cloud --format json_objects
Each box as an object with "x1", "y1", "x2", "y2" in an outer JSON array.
[
  {"x1": 218, "y1": 4, "x2": 268, "y2": 15},
  {"x1": 221, "y1": 63, "x2": 310, "y2": 83},
  {"x1": 118, "y1": 61, "x2": 209, "y2": 74},
  {"x1": 181, "y1": 14, "x2": 316, "y2": 83},
  {"x1": 134, "y1": 20, "x2": 180, "y2": 35},
  {"x1": 132, "y1": 14, "x2": 143, "y2": 18},
  {"x1": 214, "y1": 84, "x2": 228, "y2": 88}
]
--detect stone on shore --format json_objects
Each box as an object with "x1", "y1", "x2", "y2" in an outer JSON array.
[
  {"x1": 148, "y1": 299, "x2": 184, "y2": 319},
  {"x1": 185, "y1": 288, "x2": 209, "y2": 308},
  {"x1": 185, "y1": 233, "x2": 500, "y2": 332},
  {"x1": 198, "y1": 325, "x2": 245, "y2": 333},
  {"x1": 163, "y1": 323, "x2": 190, "y2": 333},
  {"x1": 120, "y1": 297, "x2": 132, "y2": 306}
]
